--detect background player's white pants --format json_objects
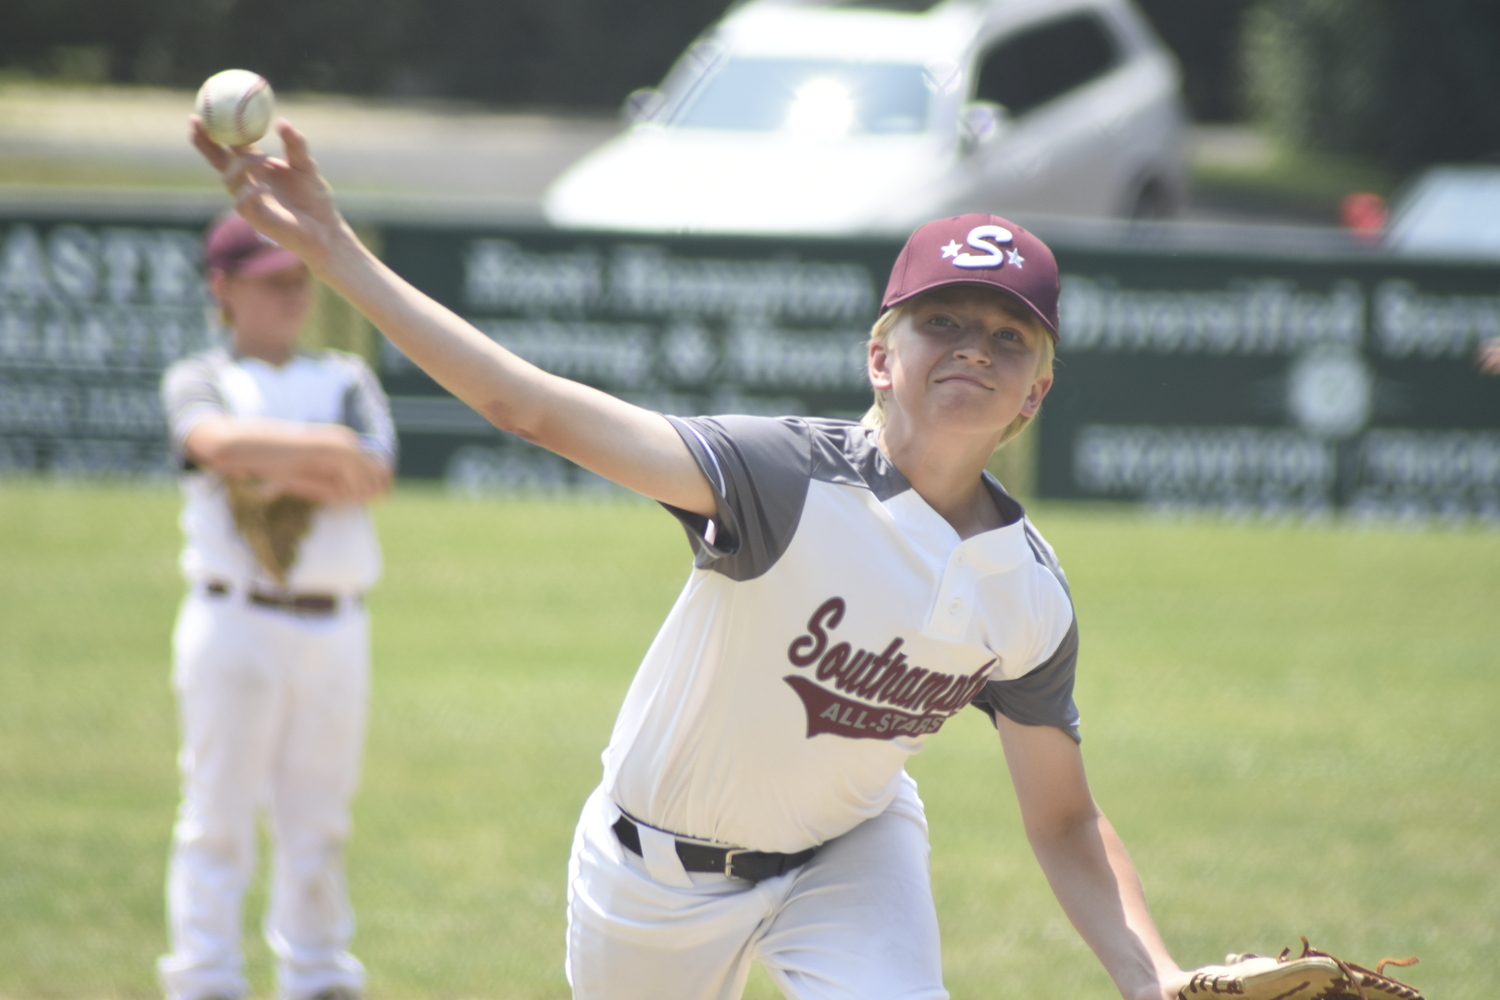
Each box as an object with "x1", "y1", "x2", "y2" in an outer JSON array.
[
  {"x1": 159, "y1": 591, "x2": 369, "y2": 1000},
  {"x1": 566, "y1": 776, "x2": 948, "y2": 1000}
]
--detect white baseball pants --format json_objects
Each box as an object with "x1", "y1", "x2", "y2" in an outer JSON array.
[
  {"x1": 566, "y1": 776, "x2": 948, "y2": 1000},
  {"x1": 158, "y1": 590, "x2": 369, "y2": 1000}
]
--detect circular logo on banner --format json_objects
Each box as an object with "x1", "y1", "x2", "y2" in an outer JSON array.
[{"x1": 1288, "y1": 347, "x2": 1373, "y2": 439}]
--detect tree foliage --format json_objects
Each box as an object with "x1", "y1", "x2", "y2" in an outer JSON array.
[
  {"x1": 0, "y1": 0, "x2": 734, "y2": 110},
  {"x1": 0, "y1": 0, "x2": 1256, "y2": 117},
  {"x1": 1243, "y1": 0, "x2": 1500, "y2": 171},
  {"x1": 1133, "y1": 0, "x2": 1253, "y2": 123},
  {"x1": 4, "y1": 0, "x2": 1499, "y2": 173}
]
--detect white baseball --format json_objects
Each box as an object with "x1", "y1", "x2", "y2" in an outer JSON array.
[{"x1": 195, "y1": 69, "x2": 276, "y2": 146}]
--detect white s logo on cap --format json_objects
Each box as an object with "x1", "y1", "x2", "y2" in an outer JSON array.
[{"x1": 948, "y1": 224, "x2": 1013, "y2": 269}]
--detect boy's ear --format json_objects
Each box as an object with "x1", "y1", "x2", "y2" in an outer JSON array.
[
  {"x1": 1020, "y1": 375, "x2": 1053, "y2": 417},
  {"x1": 868, "y1": 339, "x2": 894, "y2": 391}
]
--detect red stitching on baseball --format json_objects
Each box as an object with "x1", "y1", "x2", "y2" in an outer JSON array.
[{"x1": 234, "y1": 77, "x2": 267, "y2": 144}]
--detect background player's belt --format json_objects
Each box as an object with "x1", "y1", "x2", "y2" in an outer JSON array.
[
  {"x1": 205, "y1": 580, "x2": 345, "y2": 616},
  {"x1": 248, "y1": 590, "x2": 339, "y2": 615},
  {"x1": 611, "y1": 813, "x2": 816, "y2": 882}
]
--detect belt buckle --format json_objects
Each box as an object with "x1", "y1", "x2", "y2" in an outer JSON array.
[{"x1": 722, "y1": 847, "x2": 750, "y2": 880}]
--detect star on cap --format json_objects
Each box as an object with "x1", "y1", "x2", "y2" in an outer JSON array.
[
  {"x1": 1006, "y1": 249, "x2": 1024, "y2": 268},
  {"x1": 940, "y1": 240, "x2": 962, "y2": 259}
]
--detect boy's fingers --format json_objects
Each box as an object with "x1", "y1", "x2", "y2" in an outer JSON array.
[
  {"x1": 188, "y1": 115, "x2": 233, "y2": 171},
  {"x1": 221, "y1": 154, "x2": 264, "y2": 202},
  {"x1": 278, "y1": 120, "x2": 317, "y2": 173},
  {"x1": 232, "y1": 179, "x2": 271, "y2": 210},
  {"x1": 198, "y1": 116, "x2": 275, "y2": 204}
]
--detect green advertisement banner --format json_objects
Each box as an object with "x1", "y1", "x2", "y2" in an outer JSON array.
[
  {"x1": 1038, "y1": 249, "x2": 1500, "y2": 522},
  {"x1": 380, "y1": 224, "x2": 1500, "y2": 523},
  {"x1": 0, "y1": 214, "x2": 218, "y2": 476},
  {"x1": 378, "y1": 226, "x2": 899, "y2": 490},
  {"x1": 5, "y1": 207, "x2": 1498, "y2": 525}
]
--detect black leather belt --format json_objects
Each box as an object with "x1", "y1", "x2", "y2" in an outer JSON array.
[
  {"x1": 612, "y1": 813, "x2": 816, "y2": 883},
  {"x1": 205, "y1": 581, "x2": 344, "y2": 617},
  {"x1": 249, "y1": 590, "x2": 339, "y2": 615}
]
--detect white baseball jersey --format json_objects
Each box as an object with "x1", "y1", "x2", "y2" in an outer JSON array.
[
  {"x1": 603, "y1": 415, "x2": 1080, "y2": 855},
  {"x1": 161, "y1": 347, "x2": 396, "y2": 593}
]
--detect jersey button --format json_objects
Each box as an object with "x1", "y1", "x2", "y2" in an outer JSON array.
[{"x1": 948, "y1": 598, "x2": 963, "y2": 615}]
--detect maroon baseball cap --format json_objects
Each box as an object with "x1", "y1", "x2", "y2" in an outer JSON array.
[
  {"x1": 204, "y1": 213, "x2": 303, "y2": 276},
  {"x1": 881, "y1": 214, "x2": 1060, "y2": 339}
]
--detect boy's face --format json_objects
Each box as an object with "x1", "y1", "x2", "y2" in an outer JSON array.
[
  {"x1": 212, "y1": 261, "x2": 313, "y2": 364},
  {"x1": 869, "y1": 285, "x2": 1053, "y2": 441}
]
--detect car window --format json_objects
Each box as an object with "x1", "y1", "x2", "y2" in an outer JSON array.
[
  {"x1": 973, "y1": 13, "x2": 1120, "y2": 116},
  {"x1": 668, "y1": 58, "x2": 931, "y2": 135}
]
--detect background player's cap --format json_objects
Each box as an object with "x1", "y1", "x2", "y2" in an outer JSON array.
[
  {"x1": 205, "y1": 213, "x2": 303, "y2": 277},
  {"x1": 881, "y1": 214, "x2": 1060, "y2": 340}
]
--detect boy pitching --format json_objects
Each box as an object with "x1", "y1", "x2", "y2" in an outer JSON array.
[{"x1": 191, "y1": 117, "x2": 1191, "y2": 1000}]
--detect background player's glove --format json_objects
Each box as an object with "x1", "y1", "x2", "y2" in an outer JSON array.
[
  {"x1": 1178, "y1": 939, "x2": 1422, "y2": 1000},
  {"x1": 226, "y1": 477, "x2": 317, "y2": 586}
]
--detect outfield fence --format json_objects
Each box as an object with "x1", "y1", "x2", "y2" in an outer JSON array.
[{"x1": 3, "y1": 201, "x2": 1498, "y2": 522}]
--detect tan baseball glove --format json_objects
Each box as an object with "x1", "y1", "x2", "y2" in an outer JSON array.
[
  {"x1": 225, "y1": 477, "x2": 318, "y2": 586},
  {"x1": 1179, "y1": 939, "x2": 1422, "y2": 1000}
]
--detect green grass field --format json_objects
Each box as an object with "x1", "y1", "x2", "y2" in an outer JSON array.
[{"x1": 1, "y1": 481, "x2": 1495, "y2": 1000}]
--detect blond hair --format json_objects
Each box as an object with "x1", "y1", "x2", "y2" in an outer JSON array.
[{"x1": 859, "y1": 296, "x2": 1056, "y2": 449}]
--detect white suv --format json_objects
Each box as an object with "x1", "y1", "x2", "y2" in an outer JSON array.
[{"x1": 544, "y1": 0, "x2": 1189, "y2": 236}]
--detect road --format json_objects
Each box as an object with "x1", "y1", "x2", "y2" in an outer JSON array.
[
  {"x1": 0, "y1": 82, "x2": 1407, "y2": 491},
  {"x1": 0, "y1": 83, "x2": 622, "y2": 222},
  {"x1": 1, "y1": 82, "x2": 1321, "y2": 230}
]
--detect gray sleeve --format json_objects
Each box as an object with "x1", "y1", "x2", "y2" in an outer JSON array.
[
  {"x1": 969, "y1": 618, "x2": 1081, "y2": 742},
  {"x1": 335, "y1": 352, "x2": 398, "y2": 467},
  {"x1": 971, "y1": 517, "x2": 1081, "y2": 741},
  {"x1": 662, "y1": 414, "x2": 815, "y2": 582},
  {"x1": 160, "y1": 354, "x2": 227, "y2": 468}
]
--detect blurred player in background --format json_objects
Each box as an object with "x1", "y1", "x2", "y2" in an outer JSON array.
[
  {"x1": 190, "y1": 118, "x2": 1194, "y2": 1000},
  {"x1": 157, "y1": 214, "x2": 395, "y2": 1000}
]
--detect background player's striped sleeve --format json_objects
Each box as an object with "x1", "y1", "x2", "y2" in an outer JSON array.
[{"x1": 160, "y1": 352, "x2": 229, "y2": 469}]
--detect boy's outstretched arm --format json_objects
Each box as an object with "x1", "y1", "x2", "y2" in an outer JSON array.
[
  {"x1": 996, "y1": 715, "x2": 1190, "y2": 1000},
  {"x1": 190, "y1": 116, "x2": 716, "y2": 517}
]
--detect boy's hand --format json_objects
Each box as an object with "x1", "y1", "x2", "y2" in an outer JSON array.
[{"x1": 189, "y1": 116, "x2": 351, "y2": 275}]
